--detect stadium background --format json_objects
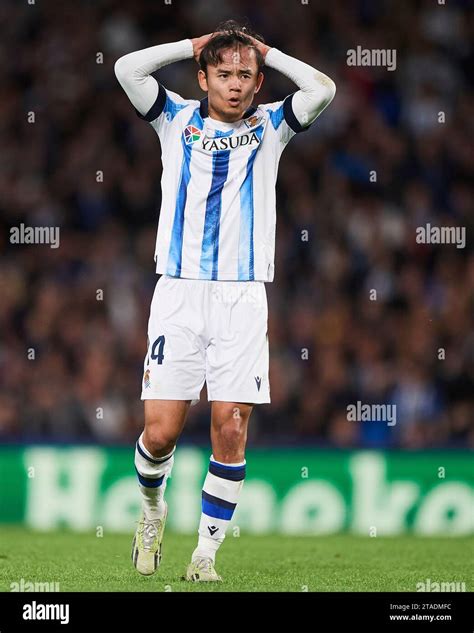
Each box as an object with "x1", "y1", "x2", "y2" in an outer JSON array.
[{"x1": 0, "y1": 0, "x2": 472, "y2": 542}]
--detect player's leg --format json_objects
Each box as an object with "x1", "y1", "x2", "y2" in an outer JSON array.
[
  {"x1": 132, "y1": 399, "x2": 191, "y2": 576},
  {"x1": 133, "y1": 275, "x2": 206, "y2": 575},
  {"x1": 184, "y1": 279, "x2": 270, "y2": 581},
  {"x1": 185, "y1": 401, "x2": 252, "y2": 582},
  {"x1": 210, "y1": 401, "x2": 252, "y2": 463},
  {"x1": 136, "y1": 399, "x2": 191, "y2": 521}
]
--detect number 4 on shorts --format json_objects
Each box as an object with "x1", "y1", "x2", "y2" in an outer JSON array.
[{"x1": 151, "y1": 335, "x2": 165, "y2": 364}]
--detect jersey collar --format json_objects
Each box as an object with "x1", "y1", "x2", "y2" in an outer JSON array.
[{"x1": 199, "y1": 97, "x2": 257, "y2": 121}]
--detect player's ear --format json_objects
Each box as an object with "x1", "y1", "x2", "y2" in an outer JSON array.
[
  {"x1": 254, "y1": 71, "x2": 264, "y2": 94},
  {"x1": 197, "y1": 69, "x2": 208, "y2": 92}
]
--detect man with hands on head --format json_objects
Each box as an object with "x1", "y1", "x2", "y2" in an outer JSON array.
[{"x1": 114, "y1": 19, "x2": 335, "y2": 583}]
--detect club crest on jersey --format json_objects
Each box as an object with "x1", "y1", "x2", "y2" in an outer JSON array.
[
  {"x1": 143, "y1": 369, "x2": 151, "y2": 389},
  {"x1": 184, "y1": 125, "x2": 202, "y2": 144},
  {"x1": 244, "y1": 113, "x2": 263, "y2": 129}
]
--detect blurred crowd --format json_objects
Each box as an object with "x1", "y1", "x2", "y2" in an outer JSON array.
[{"x1": 0, "y1": 0, "x2": 472, "y2": 448}]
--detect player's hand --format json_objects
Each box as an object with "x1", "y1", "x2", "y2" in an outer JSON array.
[
  {"x1": 191, "y1": 33, "x2": 215, "y2": 63},
  {"x1": 191, "y1": 31, "x2": 271, "y2": 65},
  {"x1": 239, "y1": 32, "x2": 271, "y2": 62}
]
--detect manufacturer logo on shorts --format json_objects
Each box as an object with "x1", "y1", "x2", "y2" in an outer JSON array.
[
  {"x1": 255, "y1": 376, "x2": 262, "y2": 391},
  {"x1": 143, "y1": 369, "x2": 151, "y2": 389}
]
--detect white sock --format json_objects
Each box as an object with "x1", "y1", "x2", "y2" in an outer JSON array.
[
  {"x1": 192, "y1": 454, "x2": 246, "y2": 563},
  {"x1": 134, "y1": 432, "x2": 175, "y2": 521}
]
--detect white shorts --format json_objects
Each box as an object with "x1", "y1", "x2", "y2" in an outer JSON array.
[{"x1": 141, "y1": 275, "x2": 270, "y2": 405}]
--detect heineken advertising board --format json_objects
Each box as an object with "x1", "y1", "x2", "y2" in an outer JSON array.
[{"x1": 0, "y1": 447, "x2": 472, "y2": 535}]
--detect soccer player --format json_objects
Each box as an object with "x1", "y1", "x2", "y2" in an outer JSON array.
[{"x1": 114, "y1": 20, "x2": 335, "y2": 582}]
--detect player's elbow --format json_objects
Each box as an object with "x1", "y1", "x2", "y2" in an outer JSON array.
[
  {"x1": 320, "y1": 75, "x2": 336, "y2": 106},
  {"x1": 305, "y1": 73, "x2": 336, "y2": 115},
  {"x1": 114, "y1": 56, "x2": 127, "y2": 81},
  {"x1": 114, "y1": 54, "x2": 134, "y2": 81},
  {"x1": 304, "y1": 77, "x2": 336, "y2": 122},
  {"x1": 327, "y1": 78, "x2": 336, "y2": 102}
]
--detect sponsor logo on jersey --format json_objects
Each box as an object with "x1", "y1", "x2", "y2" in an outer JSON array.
[
  {"x1": 201, "y1": 131, "x2": 261, "y2": 152},
  {"x1": 184, "y1": 125, "x2": 202, "y2": 144}
]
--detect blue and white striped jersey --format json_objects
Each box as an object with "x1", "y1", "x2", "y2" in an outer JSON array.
[{"x1": 137, "y1": 87, "x2": 308, "y2": 282}]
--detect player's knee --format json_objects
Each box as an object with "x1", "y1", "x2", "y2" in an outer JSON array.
[
  {"x1": 212, "y1": 418, "x2": 247, "y2": 463},
  {"x1": 143, "y1": 426, "x2": 177, "y2": 457},
  {"x1": 214, "y1": 415, "x2": 247, "y2": 446}
]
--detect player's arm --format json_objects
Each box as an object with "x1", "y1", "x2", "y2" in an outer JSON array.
[
  {"x1": 113, "y1": 39, "x2": 194, "y2": 119},
  {"x1": 265, "y1": 48, "x2": 336, "y2": 131},
  {"x1": 248, "y1": 35, "x2": 336, "y2": 133}
]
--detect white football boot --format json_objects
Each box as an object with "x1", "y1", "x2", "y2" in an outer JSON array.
[
  {"x1": 184, "y1": 556, "x2": 223, "y2": 582},
  {"x1": 131, "y1": 503, "x2": 167, "y2": 576}
]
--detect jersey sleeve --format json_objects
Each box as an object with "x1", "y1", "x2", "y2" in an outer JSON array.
[
  {"x1": 134, "y1": 83, "x2": 196, "y2": 141},
  {"x1": 114, "y1": 38, "x2": 195, "y2": 134},
  {"x1": 262, "y1": 47, "x2": 336, "y2": 147},
  {"x1": 261, "y1": 93, "x2": 311, "y2": 147}
]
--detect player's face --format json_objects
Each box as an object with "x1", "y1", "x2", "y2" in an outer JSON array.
[{"x1": 198, "y1": 46, "x2": 264, "y2": 123}]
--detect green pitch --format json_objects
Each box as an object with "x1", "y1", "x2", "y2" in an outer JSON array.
[{"x1": 0, "y1": 527, "x2": 472, "y2": 592}]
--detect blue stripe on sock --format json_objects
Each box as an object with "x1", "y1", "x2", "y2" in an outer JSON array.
[
  {"x1": 209, "y1": 461, "x2": 246, "y2": 481},
  {"x1": 210, "y1": 460, "x2": 245, "y2": 470},
  {"x1": 135, "y1": 467, "x2": 164, "y2": 488},
  {"x1": 202, "y1": 490, "x2": 236, "y2": 511},
  {"x1": 202, "y1": 498, "x2": 235, "y2": 521}
]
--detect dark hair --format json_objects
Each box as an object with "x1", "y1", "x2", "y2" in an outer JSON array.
[{"x1": 199, "y1": 19, "x2": 265, "y2": 76}]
